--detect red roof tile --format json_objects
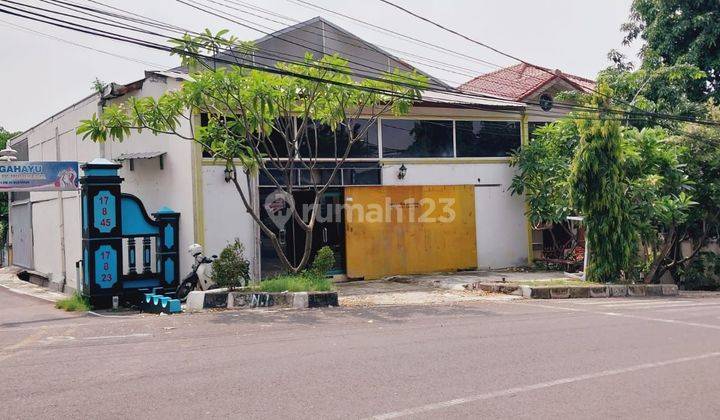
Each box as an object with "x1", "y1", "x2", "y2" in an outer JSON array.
[{"x1": 458, "y1": 63, "x2": 596, "y2": 101}]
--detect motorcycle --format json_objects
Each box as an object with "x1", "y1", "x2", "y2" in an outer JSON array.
[{"x1": 175, "y1": 244, "x2": 218, "y2": 300}]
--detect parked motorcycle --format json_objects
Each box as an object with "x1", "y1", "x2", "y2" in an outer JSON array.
[{"x1": 175, "y1": 244, "x2": 218, "y2": 300}]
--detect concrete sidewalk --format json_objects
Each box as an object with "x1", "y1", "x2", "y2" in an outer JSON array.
[
  {"x1": 386, "y1": 269, "x2": 572, "y2": 291},
  {"x1": 335, "y1": 278, "x2": 520, "y2": 306},
  {"x1": 0, "y1": 266, "x2": 65, "y2": 303}
]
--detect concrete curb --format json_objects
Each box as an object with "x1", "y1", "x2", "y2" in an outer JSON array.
[
  {"x1": 516, "y1": 284, "x2": 677, "y2": 300},
  {"x1": 186, "y1": 289, "x2": 338, "y2": 311}
]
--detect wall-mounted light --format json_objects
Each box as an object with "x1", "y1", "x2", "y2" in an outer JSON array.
[
  {"x1": 397, "y1": 164, "x2": 407, "y2": 180},
  {"x1": 224, "y1": 166, "x2": 234, "y2": 183}
]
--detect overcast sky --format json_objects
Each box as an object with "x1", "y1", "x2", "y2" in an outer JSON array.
[{"x1": 0, "y1": 0, "x2": 641, "y2": 132}]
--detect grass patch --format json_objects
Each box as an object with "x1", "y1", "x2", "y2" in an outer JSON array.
[
  {"x1": 55, "y1": 293, "x2": 91, "y2": 312},
  {"x1": 252, "y1": 274, "x2": 334, "y2": 293}
]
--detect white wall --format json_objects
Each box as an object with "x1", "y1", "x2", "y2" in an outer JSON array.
[
  {"x1": 106, "y1": 76, "x2": 196, "y2": 275},
  {"x1": 11, "y1": 93, "x2": 103, "y2": 289},
  {"x1": 201, "y1": 165, "x2": 257, "y2": 277},
  {"x1": 382, "y1": 162, "x2": 529, "y2": 268},
  {"x1": 9, "y1": 74, "x2": 198, "y2": 292}
]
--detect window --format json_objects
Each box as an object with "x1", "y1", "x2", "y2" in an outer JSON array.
[
  {"x1": 200, "y1": 114, "x2": 293, "y2": 158},
  {"x1": 337, "y1": 120, "x2": 379, "y2": 158},
  {"x1": 455, "y1": 121, "x2": 521, "y2": 157},
  {"x1": 300, "y1": 119, "x2": 378, "y2": 159},
  {"x1": 381, "y1": 120, "x2": 453, "y2": 158}
]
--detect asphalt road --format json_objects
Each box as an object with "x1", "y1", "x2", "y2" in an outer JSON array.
[{"x1": 3, "y1": 287, "x2": 720, "y2": 419}]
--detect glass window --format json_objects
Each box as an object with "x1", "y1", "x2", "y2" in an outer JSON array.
[
  {"x1": 201, "y1": 114, "x2": 293, "y2": 159},
  {"x1": 259, "y1": 119, "x2": 294, "y2": 159},
  {"x1": 300, "y1": 119, "x2": 335, "y2": 158},
  {"x1": 455, "y1": 121, "x2": 521, "y2": 157},
  {"x1": 300, "y1": 119, "x2": 378, "y2": 159},
  {"x1": 381, "y1": 120, "x2": 453, "y2": 158},
  {"x1": 337, "y1": 119, "x2": 378, "y2": 158}
]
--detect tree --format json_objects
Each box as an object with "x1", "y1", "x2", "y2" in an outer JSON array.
[
  {"x1": 597, "y1": 59, "x2": 706, "y2": 128},
  {"x1": 622, "y1": 0, "x2": 720, "y2": 102},
  {"x1": 77, "y1": 29, "x2": 427, "y2": 273},
  {"x1": 0, "y1": 126, "x2": 19, "y2": 246},
  {"x1": 569, "y1": 87, "x2": 637, "y2": 282},
  {"x1": 509, "y1": 119, "x2": 578, "y2": 252}
]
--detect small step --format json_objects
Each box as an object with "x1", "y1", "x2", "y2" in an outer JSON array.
[{"x1": 141, "y1": 293, "x2": 182, "y2": 314}]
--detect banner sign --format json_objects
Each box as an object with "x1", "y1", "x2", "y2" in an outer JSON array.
[{"x1": 0, "y1": 161, "x2": 79, "y2": 191}]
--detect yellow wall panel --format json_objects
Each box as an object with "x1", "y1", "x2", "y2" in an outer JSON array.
[{"x1": 345, "y1": 185, "x2": 477, "y2": 280}]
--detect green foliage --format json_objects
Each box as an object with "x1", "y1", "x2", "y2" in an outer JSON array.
[
  {"x1": 253, "y1": 273, "x2": 334, "y2": 293},
  {"x1": 509, "y1": 119, "x2": 578, "y2": 227},
  {"x1": 597, "y1": 61, "x2": 707, "y2": 128},
  {"x1": 623, "y1": 0, "x2": 720, "y2": 102},
  {"x1": 212, "y1": 239, "x2": 250, "y2": 290},
  {"x1": 252, "y1": 247, "x2": 335, "y2": 292},
  {"x1": 0, "y1": 126, "x2": 19, "y2": 248},
  {"x1": 55, "y1": 293, "x2": 91, "y2": 312},
  {"x1": 91, "y1": 78, "x2": 105, "y2": 94},
  {"x1": 309, "y1": 246, "x2": 335, "y2": 277},
  {"x1": 569, "y1": 86, "x2": 637, "y2": 282},
  {"x1": 680, "y1": 251, "x2": 720, "y2": 290}
]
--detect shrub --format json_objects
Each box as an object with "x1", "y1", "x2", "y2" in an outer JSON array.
[
  {"x1": 212, "y1": 239, "x2": 250, "y2": 290},
  {"x1": 55, "y1": 293, "x2": 91, "y2": 312},
  {"x1": 681, "y1": 252, "x2": 720, "y2": 291},
  {"x1": 309, "y1": 246, "x2": 335, "y2": 277}
]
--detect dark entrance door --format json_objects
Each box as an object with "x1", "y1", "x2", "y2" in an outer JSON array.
[{"x1": 259, "y1": 187, "x2": 346, "y2": 277}]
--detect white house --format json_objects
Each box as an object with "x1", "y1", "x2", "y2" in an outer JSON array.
[{"x1": 8, "y1": 17, "x2": 589, "y2": 294}]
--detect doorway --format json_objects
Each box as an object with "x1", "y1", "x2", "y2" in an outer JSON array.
[{"x1": 259, "y1": 187, "x2": 346, "y2": 277}]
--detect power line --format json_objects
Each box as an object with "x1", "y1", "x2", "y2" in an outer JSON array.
[
  {"x1": 375, "y1": 0, "x2": 697, "y2": 124},
  {"x1": 287, "y1": 0, "x2": 501, "y2": 70},
  {"x1": 208, "y1": 0, "x2": 487, "y2": 78},
  {"x1": 7, "y1": 0, "x2": 594, "y2": 115},
  {"x1": 0, "y1": 16, "x2": 167, "y2": 68},
  {"x1": 171, "y1": 0, "x2": 635, "y2": 115},
  {"x1": 3, "y1": 1, "x2": 718, "y2": 126}
]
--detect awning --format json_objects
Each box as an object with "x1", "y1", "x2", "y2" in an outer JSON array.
[
  {"x1": 116, "y1": 152, "x2": 166, "y2": 170},
  {"x1": 116, "y1": 151, "x2": 166, "y2": 161}
]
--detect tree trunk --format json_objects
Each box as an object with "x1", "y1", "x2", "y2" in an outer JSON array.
[{"x1": 644, "y1": 227, "x2": 676, "y2": 284}]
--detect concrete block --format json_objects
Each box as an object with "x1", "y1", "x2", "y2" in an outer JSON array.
[
  {"x1": 645, "y1": 284, "x2": 663, "y2": 296},
  {"x1": 589, "y1": 286, "x2": 609, "y2": 298},
  {"x1": 186, "y1": 291, "x2": 205, "y2": 311},
  {"x1": 549, "y1": 287, "x2": 570, "y2": 299},
  {"x1": 608, "y1": 285, "x2": 628, "y2": 297},
  {"x1": 293, "y1": 292, "x2": 309, "y2": 308},
  {"x1": 308, "y1": 292, "x2": 338, "y2": 307},
  {"x1": 627, "y1": 285, "x2": 646, "y2": 297},
  {"x1": 203, "y1": 290, "x2": 229, "y2": 308},
  {"x1": 522, "y1": 286, "x2": 551, "y2": 299},
  {"x1": 230, "y1": 292, "x2": 276, "y2": 308},
  {"x1": 568, "y1": 286, "x2": 591, "y2": 298},
  {"x1": 661, "y1": 284, "x2": 679, "y2": 296}
]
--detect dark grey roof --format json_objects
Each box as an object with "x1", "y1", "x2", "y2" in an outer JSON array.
[{"x1": 174, "y1": 17, "x2": 448, "y2": 89}]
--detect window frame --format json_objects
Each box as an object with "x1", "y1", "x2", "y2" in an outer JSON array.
[{"x1": 377, "y1": 116, "x2": 522, "y2": 162}]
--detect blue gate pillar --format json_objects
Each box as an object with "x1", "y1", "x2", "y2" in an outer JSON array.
[
  {"x1": 153, "y1": 207, "x2": 180, "y2": 290},
  {"x1": 80, "y1": 158, "x2": 124, "y2": 307}
]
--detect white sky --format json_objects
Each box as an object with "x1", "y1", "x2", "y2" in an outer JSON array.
[{"x1": 0, "y1": 0, "x2": 641, "y2": 132}]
